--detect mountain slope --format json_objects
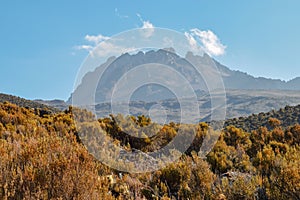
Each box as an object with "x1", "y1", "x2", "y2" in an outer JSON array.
[
  {"x1": 213, "y1": 59, "x2": 299, "y2": 90},
  {"x1": 225, "y1": 104, "x2": 300, "y2": 132},
  {"x1": 1, "y1": 98, "x2": 299, "y2": 199},
  {"x1": 69, "y1": 49, "x2": 300, "y2": 105},
  {"x1": 0, "y1": 93, "x2": 59, "y2": 113},
  {"x1": 93, "y1": 89, "x2": 300, "y2": 122}
]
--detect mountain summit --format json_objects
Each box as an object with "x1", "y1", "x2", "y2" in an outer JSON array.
[{"x1": 69, "y1": 49, "x2": 299, "y2": 105}]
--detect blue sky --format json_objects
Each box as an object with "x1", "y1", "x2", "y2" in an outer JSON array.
[{"x1": 1, "y1": 0, "x2": 299, "y2": 100}]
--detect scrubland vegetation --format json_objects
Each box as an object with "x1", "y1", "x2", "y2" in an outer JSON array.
[{"x1": 0, "y1": 101, "x2": 299, "y2": 199}]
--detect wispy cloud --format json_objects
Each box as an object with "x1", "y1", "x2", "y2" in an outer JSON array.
[
  {"x1": 137, "y1": 13, "x2": 154, "y2": 37},
  {"x1": 75, "y1": 14, "x2": 226, "y2": 57},
  {"x1": 74, "y1": 34, "x2": 111, "y2": 54},
  {"x1": 75, "y1": 14, "x2": 156, "y2": 55},
  {"x1": 74, "y1": 45, "x2": 93, "y2": 51},
  {"x1": 115, "y1": 8, "x2": 129, "y2": 19},
  {"x1": 189, "y1": 29, "x2": 226, "y2": 56},
  {"x1": 75, "y1": 34, "x2": 135, "y2": 57},
  {"x1": 85, "y1": 34, "x2": 110, "y2": 44},
  {"x1": 184, "y1": 32, "x2": 203, "y2": 55}
]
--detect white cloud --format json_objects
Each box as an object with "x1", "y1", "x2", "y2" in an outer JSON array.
[
  {"x1": 137, "y1": 13, "x2": 155, "y2": 37},
  {"x1": 75, "y1": 33, "x2": 136, "y2": 57},
  {"x1": 75, "y1": 16, "x2": 225, "y2": 57},
  {"x1": 75, "y1": 14, "x2": 156, "y2": 55},
  {"x1": 184, "y1": 32, "x2": 203, "y2": 55},
  {"x1": 190, "y1": 29, "x2": 226, "y2": 56},
  {"x1": 85, "y1": 34, "x2": 110, "y2": 45},
  {"x1": 75, "y1": 14, "x2": 157, "y2": 54},
  {"x1": 75, "y1": 34, "x2": 111, "y2": 54},
  {"x1": 142, "y1": 20, "x2": 154, "y2": 29}
]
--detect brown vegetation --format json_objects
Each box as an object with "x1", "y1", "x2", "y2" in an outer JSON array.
[{"x1": 0, "y1": 102, "x2": 299, "y2": 199}]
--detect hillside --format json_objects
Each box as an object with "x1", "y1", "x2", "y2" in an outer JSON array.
[
  {"x1": 3, "y1": 92, "x2": 300, "y2": 131},
  {"x1": 36, "y1": 88, "x2": 300, "y2": 123},
  {"x1": 73, "y1": 89, "x2": 300, "y2": 122},
  {"x1": 34, "y1": 99, "x2": 68, "y2": 111},
  {"x1": 225, "y1": 104, "x2": 300, "y2": 132},
  {"x1": 0, "y1": 101, "x2": 299, "y2": 199},
  {"x1": 0, "y1": 93, "x2": 59, "y2": 114}
]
